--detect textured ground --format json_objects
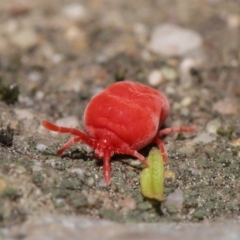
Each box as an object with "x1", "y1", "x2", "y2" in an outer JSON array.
[{"x1": 0, "y1": 0, "x2": 240, "y2": 239}]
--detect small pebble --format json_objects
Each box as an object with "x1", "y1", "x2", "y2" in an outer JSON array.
[
  {"x1": 90, "y1": 87, "x2": 104, "y2": 96},
  {"x1": 32, "y1": 165, "x2": 43, "y2": 172},
  {"x1": 138, "y1": 202, "x2": 152, "y2": 211},
  {"x1": 227, "y1": 14, "x2": 240, "y2": 29},
  {"x1": 147, "y1": 70, "x2": 163, "y2": 87},
  {"x1": 179, "y1": 58, "x2": 198, "y2": 89},
  {"x1": 193, "y1": 133, "x2": 216, "y2": 143},
  {"x1": 165, "y1": 189, "x2": 184, "y2": 211},
  {"x1": 206, "y1": 118, "x2": 221, "y2": 134},
  {"x1": 165, "y1": 86, "x2": 176, "y2": 95},
  {"x1": 36, "y1": 143, "x2": 47, "y2": 152},
  {"x1": 127, "y1": 159, "x2": 142, "y2": 167},
  {"x1": 14, "y1": 108, "x2": 34, "y2": 120},
  {"x1": 9, "y1": 28, "x2": 39, "y2": 49},
  {"x1": 180, "y1": 97, "x2": 192, "y2": 107},
  {"x1": 179, "y1": 58, "x2": 196, "y2": 75},
  {"x1": 213, "y1": 98, "x2": 238, "y2": 115},
  {"x1": 180, "y1": 107, "x2": 190, "y2": 117},
  {"x1": 68, "y1": 168, "x2": 85, "y2": 176},
  {"x1": 121, "y1": 196, "x2": 137, "y2": 212},
  {"x1": 133, "y1": 23, "x2": 148, "y2": 44},
  {"x1": 161, "y1": 67, "x2": 177, "y2": 81},
  {"x1": 149, "y1": 24, "x2": 203, "y2": 57},
  {"x1": 62, "y1": 3, "x2": 87, "y2": 21},
  {"x1": 189, "y1": 167, "x2": 202, "y2": 176},
  {"x1": 45, "y1": 159, "x2": 56, "y2": 168},
  {"x1": 164, "y1": 170, "x2": 176, "y2": 180},
  {"x1": 86, "y1": 177, "x2": 94, "y2": 186},
  {"x1": 87, "y1": 195, "x2": 97, "y2": 206},
  {"x1": 56, "y1": 116, "x2": 79, "y2": 128},
  {"x1": 229, "y1": 139, "x2": 240, "y2": 147},
  {"x1": 178, "y1": 145, "x2": 195, "y2": 155},
  {"x1": 35, "y1": 91, "x2": 45, "y2": 100},
  {"x1": 98, "y1": 179, "x2": 107, "y2": 187},
  {"x1": 28, "y1": 71, "x2": 42, "y2": 82}
]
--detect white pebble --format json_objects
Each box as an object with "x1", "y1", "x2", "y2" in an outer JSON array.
[
  {"x1": 161, "y1": 67, "x2": 177, "y2": 81},
  {"x1": 166, "y1": 189, "x2": 184, "y2": 211},
  {"x1": 32, "y1": 165, "x2": 43, "y2": 172},
  {"x1": 180, "y1": 107, "x2": 190, "y2": 117},
  {"x1": 35, "y1": 91, "x2": 45, "y2": 100},
  {"x1": 179, "y1": 58, "x2": 196, "y2": 75},
  {"x1": 98, "y1": 179, "x2": 108, "y2": 187},
  {"x1": 147, "y1": 70, "x2": 163, "y2": 86},
  {"x1": 9, "y1": 28, "x2": 39, "y2": 50},
  {"x1": 193, "y1": 133, "x2": 216, "y2": 143},
  {"x1": 179, "y1": 58, "x2": 197, "y2": 88},
  {"x1": 180, "y1": 97, "x2": 192, "y2": 107},
  {"x1": 36, "y1": 143, "x2": 47, "y2": 152},
  {"x1": 149, "y1": 24, "x2": 203, "y2": 57},
  {"x1": 56, "y1": 116, "x2": 79, "y2": 128},
  {"x1": 14, "y1": 108, "x2": 34, "y2": 120},
  {"x1": 62, "y1": 3, "x2": 87, "y2": 21},
  {"x1": 227, "y1": 14, "x2": 240, "y2": 29},
  {"x1": 178, "y1": 145, "x2": 195, "y2": 155},
  {"x1": 68, "y1": 168, "x2": 85, "y2": 176},
  {"x1": 213, "y1": 98, "x2": 238, "y2": 115},
  {"x1": 206, "y1": 118, "x2": 221, "y2": 134},
  {"x1": 28, "y1": 71, "x2": 42, "y2": 82}
]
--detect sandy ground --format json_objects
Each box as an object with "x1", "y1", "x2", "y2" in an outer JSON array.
[{"x1": 0, "y1": 0, "x2": 240, "y2": 239}]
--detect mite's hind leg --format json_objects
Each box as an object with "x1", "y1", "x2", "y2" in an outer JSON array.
[{"x1": 57, "y1": 136, "x2": 82, "y2": 155}]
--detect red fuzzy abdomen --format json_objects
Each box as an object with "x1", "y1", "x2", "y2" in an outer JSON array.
[{"x1": 84, "y1": 81, "x2": 169, "y2": 150}]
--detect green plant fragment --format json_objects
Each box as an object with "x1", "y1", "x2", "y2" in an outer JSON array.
[{"x1": 140, "y1": 147, "x2": 164, "y2": 201}]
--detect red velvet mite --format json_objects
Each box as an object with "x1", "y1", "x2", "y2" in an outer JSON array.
[{"x1": 42, "y1": 81, "x2": 196, "y2": 185}]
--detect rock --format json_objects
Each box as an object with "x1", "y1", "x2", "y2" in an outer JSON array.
[
  {"x1": 62, "y1": 3, "x2": 87, "y2": 21},
  {"x1": 178, "y1": 145, "x2": 195, "y2": 155},
  {"x1": 9, "y1": 28, "x2": 39, "y2": 49},
  {"x1": 55, "y1": 116, "x2": 79, "y2": 128},
  {"x1": 28, "y1": 71, "x2": 42, "y2": 82},
  {"x1": 149, "y1": 24, "x2": 203, "y2": 57},
  {"x1": 14, "y1": 108, "x2": 34, "y2": 120},
  {"x1": 229, "y1": 139, "x2": 240, "y2": 147},
  {"x1": 179, "y1": 58, "x2": 199, "y2": 88},
  {"x1": 161, "y1": 67, "x2": 177, "y2": 81},
  {"x1": 227, "y1": 14, "x2": 240, "y2": 29},
  {"x1": 147, "y1": 70, "x2": 163, "y2": 86},
  {"x1": 206, "y1": 118, "x2": 221, "y2": 134},
  {"x1": 213, "y1": 98, "x2": 238, "y2": 115},
  {"x1": 120, "y1": 196, "x2": 137, "y2": 212},
  {"x1": 68, "y1": 168, "x2": 85, "y2": 176},
  {"x1": 36, "y1": 143, "x2": 47, "y2": 152},
  {"x1": 180, "y1": 107, "x2": 190, "y2": 117},
  {"x1": 180, "y1": 97, "x2": 192, "y2": 107},
  {"x1": 165, "y1": 189, "x2": 184, "y2": 212},
  {"x1": 193, "y1": 133, "x2": 216, "y2": 143}
]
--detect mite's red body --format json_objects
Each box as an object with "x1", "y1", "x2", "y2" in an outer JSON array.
[{"x1": 42, "y1": 81, "x2": 196, "y2": 184}]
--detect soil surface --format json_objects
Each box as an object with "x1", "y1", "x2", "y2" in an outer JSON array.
[{"x1": 0, "y1": 0, "x2": 240, "y2": 234}]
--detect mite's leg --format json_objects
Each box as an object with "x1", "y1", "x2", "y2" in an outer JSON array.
[
  {"x1": 42, "y1": 121, "x2": 95, "y2": 148},
  {"x1": 116, "y1": 148, "x2": 149, "y2": 167},
  {"x1": 42, "y1": 121, "x2": 84, "y2": 136},
  {"x1": 57, "y1": 136, "x2": 82, "y2": 155},
  {"x1": 153, "y1": 138, "x2": 168, "y2": 163},
  {"x1": 158, "y1": 126, "x2": 196, "y2": 137},
  {"x1": 156, "y1": 125, "x2": 196, "y2": 163},
  {"x1": 103, "y1": 153, "x2": 111, "y2": 185}
]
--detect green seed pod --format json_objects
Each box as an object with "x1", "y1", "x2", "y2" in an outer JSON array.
[{"x1": 140, "y1": 147, "x2": 164, "y2": 201}]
